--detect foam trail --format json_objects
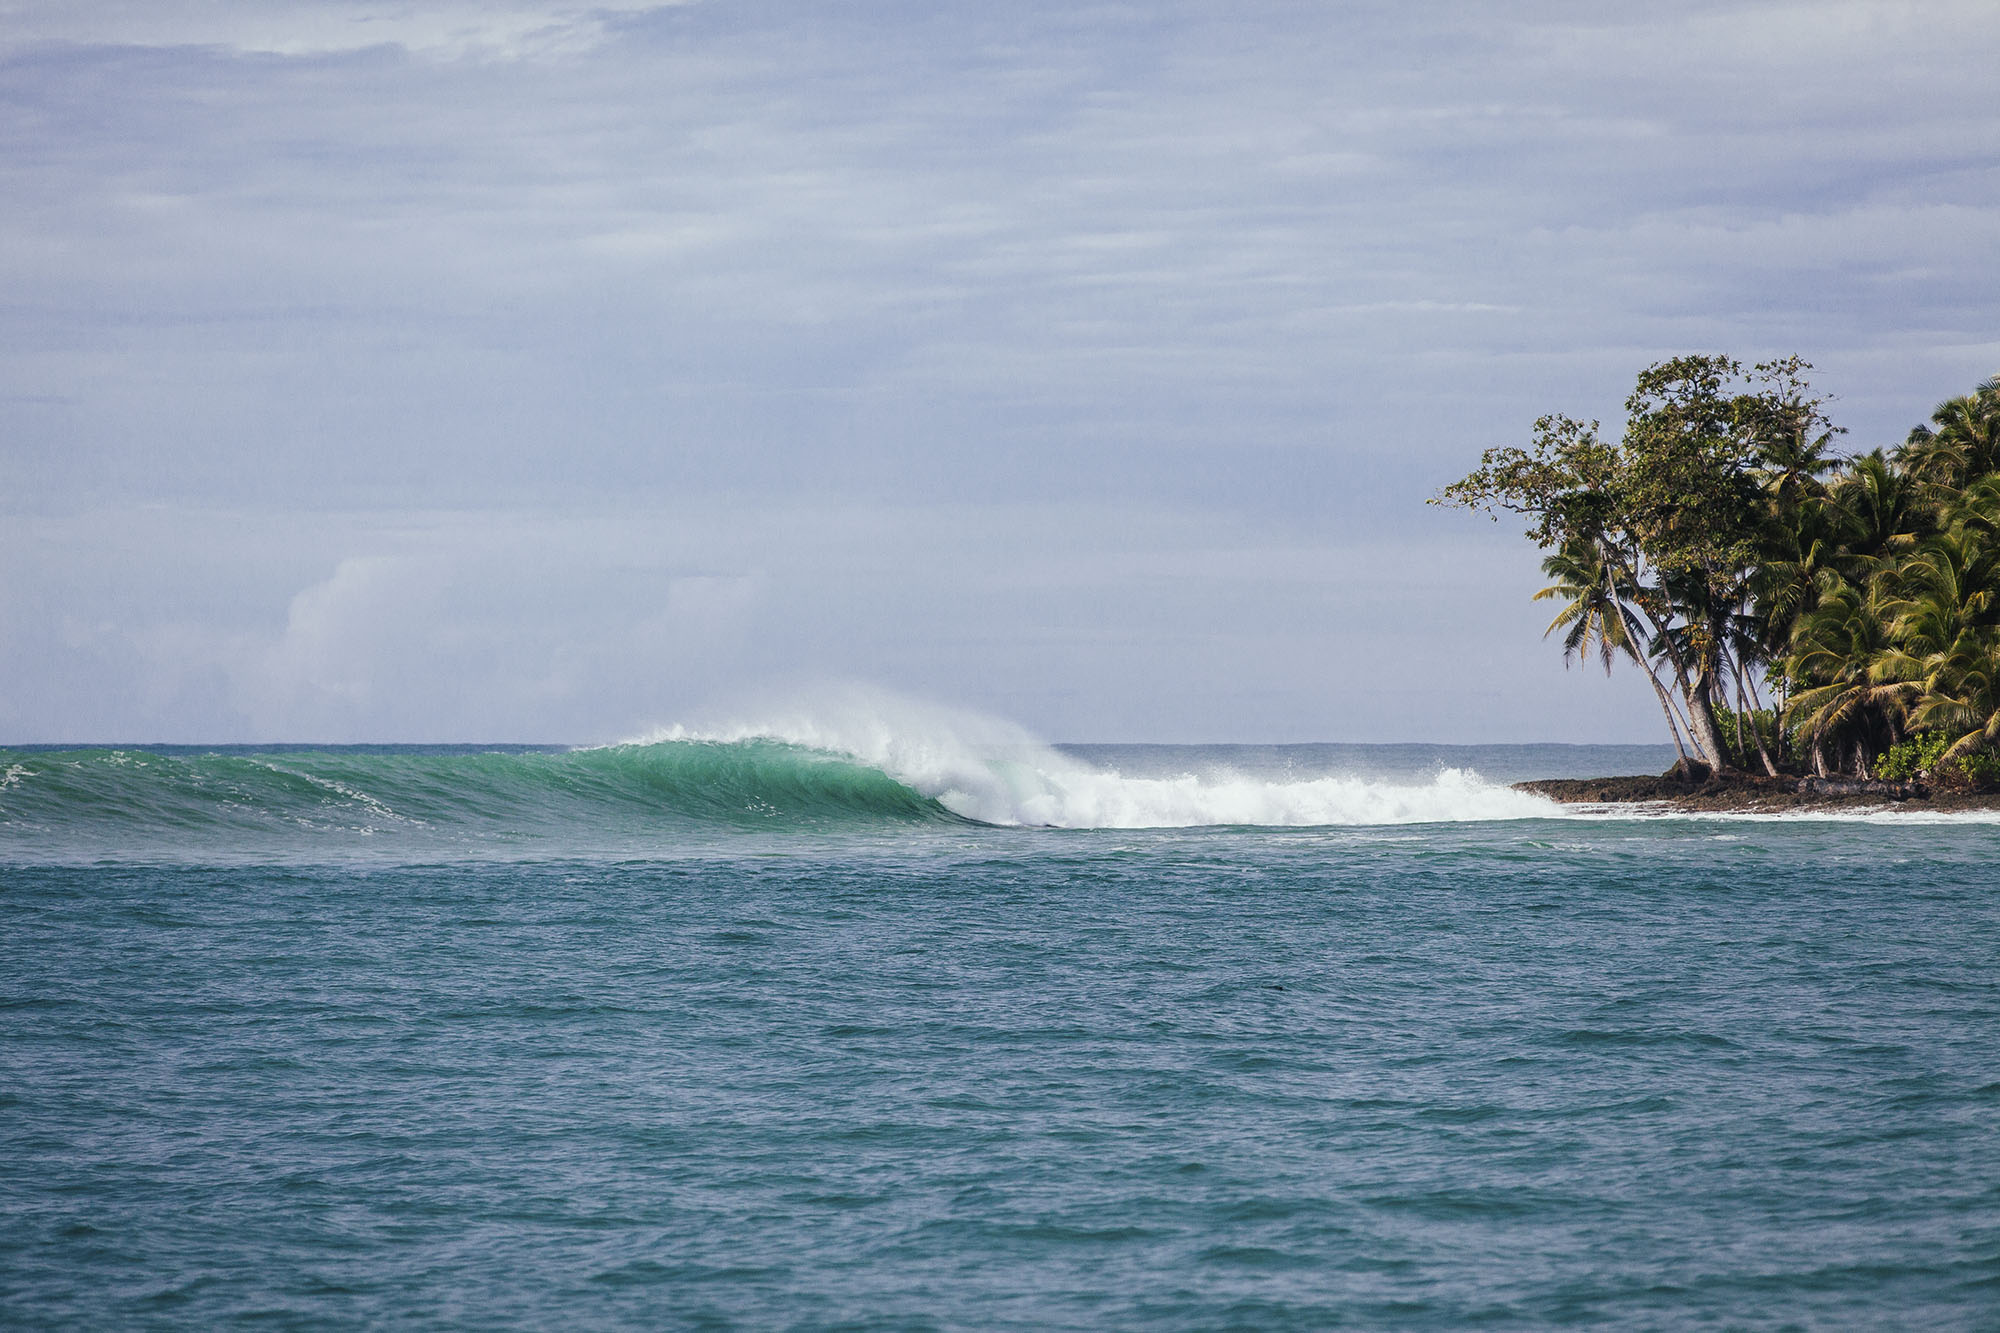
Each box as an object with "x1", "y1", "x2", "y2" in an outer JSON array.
[{"x1": 633, "y1": 686, "x2": 1557, "y2": 828}]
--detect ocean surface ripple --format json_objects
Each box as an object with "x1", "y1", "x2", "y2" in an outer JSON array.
[{"x1": 2, "y1": 740, "x2": 1997, "y2": 1328}]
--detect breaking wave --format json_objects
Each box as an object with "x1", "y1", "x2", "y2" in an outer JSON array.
[
  {"x1": 630, "y1": 694, "x2": 1554, "y2": 828},
  {"x1": 0, "y1": 694, "x2": 1560, "y2": 854}
]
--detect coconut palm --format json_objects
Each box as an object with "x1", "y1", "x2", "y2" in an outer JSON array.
[
  {"x1": 1829, "y1": 450, "x2": 1920, "y2": 574},
  {"x1": 1752, "y1": 488, "x2": 1851, "y2": 681},
  {"x1": 1535, "y1": 538, "x2": 1695, "y2": 765},
  {"x1": 1903, "y1": 635, "x2": 2000, "y2": 764},
  {"x1": 1873, "y1": 509, "x2": 2000, "y2": 769},
  {"x1": 1446, "y1": 363, "x2": 2000, "y2": 788},
  {"x1": 1783, "y1": 581, "x2": 1902, "y2": 777},
  {"x1": 1898, "y1": 377, "x2": 2000, "y2": 493}
]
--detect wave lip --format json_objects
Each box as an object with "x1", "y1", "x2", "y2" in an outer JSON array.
[{"x1": 636, "y1": 692, "x2": 1559, "y2": 828}]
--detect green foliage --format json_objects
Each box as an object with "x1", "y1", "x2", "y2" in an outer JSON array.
[
  {"x1": 1713, "y1": 706, "x2": 1780, "y2": 763},
  {"x1": 1958, "y1": 752, "x2": 2000, "y2": 790},
  {"x1": 1435, "y1": 355, "x2": 1846, "y2": 771},
  {"x1": 1880, "y1": 733, "x2": 2000, "y2": 790},
  {"x1": 1875, "y1": 733, "x2": 1950, "y2": 782},
  {"x1": 1439, "y1": 360, "x2": 2000, "y2": 779}
]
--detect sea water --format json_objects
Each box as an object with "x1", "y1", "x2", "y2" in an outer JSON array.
[{"x1": 2, "y1": 727, "x2": 1997, "y2": 1328}]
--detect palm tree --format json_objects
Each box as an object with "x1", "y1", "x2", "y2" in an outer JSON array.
[
  {"x1": 1897, "y1": 377, "x2": 2000, "y2": 493},
  {"x1": 1882, "y1": 505, "x2": 2000, "y2": 655},
  {"x1": 1830, "y1": 450, "x2": 1920, "y2": 574},
  {"x1": 1752, "y1": 491, "x2": 1849, "y2": 689},
  {"x1": 1874, "y1": 509, "x2": 2000, "y2": 770},
  {"x1": 1783, "y1": 580, "x2": 1902, "y2": 777},
  {"x1": 1903, "y1": 634, "x2": 2000, "y2": 765},
  {"x1": 1648, "y1": 563, "x2": 1744, "y2": 773},
  {"x1": 1535, "y1": 538, "x2": 1695, "y2": 765},
  {"x1": 1719, "y1": 596, "x2": 1781, "y2": 774}
]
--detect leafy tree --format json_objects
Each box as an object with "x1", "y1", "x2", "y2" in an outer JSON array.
[{"x1": 1436, "y1": 355, "x2": 1835, "y2": 772}]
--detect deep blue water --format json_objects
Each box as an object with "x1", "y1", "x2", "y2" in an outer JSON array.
[{"x1": 3, "y1": 742, "x2": 1998, "y2": 1328}]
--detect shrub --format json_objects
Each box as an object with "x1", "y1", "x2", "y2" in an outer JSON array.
[
  {"x1": 1714, "y1": 707, "x2": 1781, "y2": 765},
  {"x1": 1941, "y1": 750, "x2": 2000, "y2": 792},
  {"x1": 1874, "y1": 733, "x2": 2000, "y2": 789},
  {"x1": 1876, "y1": 733, "x2": 1949, "y2": 782}
]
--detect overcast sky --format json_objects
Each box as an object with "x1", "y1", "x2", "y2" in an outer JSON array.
[{"x1": 4, "y1": 0, "x2": 1997, "y2": 743}]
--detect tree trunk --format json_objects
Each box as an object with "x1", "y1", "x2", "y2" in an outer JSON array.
[
  {"x1": 1650, "y1": 675, "x2": 1694, "y2": 766},
  {"x1": 1685, "y1": 675, "x2": 1734, "y2": 774},
  {"x1": 1625, "y1": 595, "x2": 1714, "y2": 767},
  {"x1": 1611, "y1": 601, "x2": 1692, "y2": 766},
  {"x1": 1733, "y1": 657, "x2": 1780, "y2": 776},
  {"x1": 1680, "y1": 609, "x2": 1739, "y2": 774}
]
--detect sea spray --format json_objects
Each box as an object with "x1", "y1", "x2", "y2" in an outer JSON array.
[{"x1": 627, "y1": 687, "x2": 1558, "y2": 827}]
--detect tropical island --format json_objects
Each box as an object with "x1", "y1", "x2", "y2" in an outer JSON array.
[{"x1": 1436, "y1": 356, "x2": 2000, "y2": 812}]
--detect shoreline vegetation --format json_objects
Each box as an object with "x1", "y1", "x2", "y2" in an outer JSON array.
[{"x1": 1437, "y1": 356, "x2": 2000, "y2": 801}]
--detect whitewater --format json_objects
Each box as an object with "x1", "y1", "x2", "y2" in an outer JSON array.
[{"x1": 627, "y1": 695, "x2": 1564, "y2": 829}]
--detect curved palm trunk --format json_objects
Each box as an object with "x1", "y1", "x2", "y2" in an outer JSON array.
[
  {"x1": 1732, "y1": 652, "x2": 1780, "y2": 776},
  {"x1": 1610, "y1": 599, "x2": 1693, "y2": 766},
  {"x1": 1618, "y1": 573, "x2": 1716, "y2": 769},
  {"x1": 1680, "y1": 602, "x2": 1739, "y2": 775},
  {"x1": 1650, "y1": 614, "x2": 1724, "y2": 771},
  {"x1": 1651, "y1": 677, "x2": 1695, "y2": 765}
]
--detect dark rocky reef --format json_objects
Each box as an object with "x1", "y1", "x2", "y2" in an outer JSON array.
[{"x1": 1515, "y1": 768, "x2": 2000, "y2": 813}]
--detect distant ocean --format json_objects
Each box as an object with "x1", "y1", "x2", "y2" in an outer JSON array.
[{"x1": 4, "y1": 729, "x2": 1997, "y2": 1328}]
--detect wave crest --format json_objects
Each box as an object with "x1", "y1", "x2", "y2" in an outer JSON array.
[
  {"x1": 630, "y1": 691, "x2": 1554, "y2": 828},
  {"x1": 1, "y1": 695, "x2": 1563, "y2": 855}
]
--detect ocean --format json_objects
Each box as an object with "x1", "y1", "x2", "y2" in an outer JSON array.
[{"x1": 3, "y1": 729, "x2": 1997, "y2": 1329}]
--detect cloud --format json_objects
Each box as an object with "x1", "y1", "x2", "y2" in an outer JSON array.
[
  {"x1": 0, "y1": 501, "x2": 1648, "y2": 743},
  {"x1": 3, "y1": 1, "x2": 1997, "y2": 739},
  {"x1": 0, "y1": 0, "x2": 693, "y2": 59}
]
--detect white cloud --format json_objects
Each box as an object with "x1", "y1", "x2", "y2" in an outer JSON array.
[
  {"x1": 0, "y1": 0, "x2": 692, "y2": 58},
  {"x1": 3, "y1": 1, "x2": 1997, "y2": 740},
  {"x1": 0, "y1": 502, "x2": 1652, "y2": 743}
]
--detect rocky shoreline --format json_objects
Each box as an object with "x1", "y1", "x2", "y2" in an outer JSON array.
[{"x1": 1515, "y1": 771, "x2": 2000, "y2": 814}]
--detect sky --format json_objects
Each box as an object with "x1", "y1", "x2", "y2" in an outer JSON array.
[{"x1": 3, "y1": 0, "x2": 1997, "y2": 744}]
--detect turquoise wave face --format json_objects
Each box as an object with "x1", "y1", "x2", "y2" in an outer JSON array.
[
  {"x1": 0, "y1": 740, "x2": 1597, "y2": 857},
  {"x1": 0, "y1": 742, "x2": 964, "y2": 857}
]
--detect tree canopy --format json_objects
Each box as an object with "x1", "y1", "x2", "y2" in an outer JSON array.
[{"x1": 1436, "y1": 359, "x2": 2000, "y2": 783}]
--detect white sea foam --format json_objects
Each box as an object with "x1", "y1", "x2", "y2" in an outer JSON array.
[
  {"x1": 253, "y1": 761, "x2": 421, "y2": 831},
  {"x1": 627, "y1": 686, "x2": 1559, "y2": 828}
]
